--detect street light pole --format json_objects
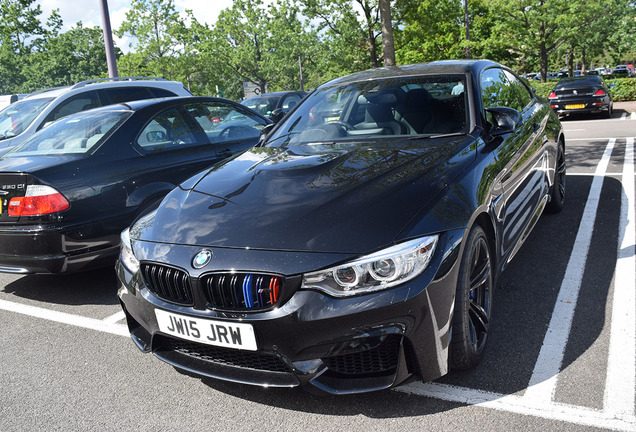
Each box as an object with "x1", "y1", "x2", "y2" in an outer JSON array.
[{"x1": 99, "y1": 0, "x2": 119, "y2": 78}]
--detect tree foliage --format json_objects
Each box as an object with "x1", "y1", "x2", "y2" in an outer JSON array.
[{"x1": 0, "y1": 0, "x2": 634, "y2": 97}]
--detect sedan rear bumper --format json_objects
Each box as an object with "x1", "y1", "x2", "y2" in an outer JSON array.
[
  {"x1": 0, "y1": 225, "x2": 119, "y2": 274},
  {"x1": 549, "y1": 97, "x2": 611, "y2": 115}
]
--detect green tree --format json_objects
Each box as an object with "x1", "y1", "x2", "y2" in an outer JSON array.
[
  {"x1": 0, "y1": 0, "x2": 47, "y2": 92},
  {"x1": 21, "y1": 23, "x2": 110, "y2": 91},
  {"x1": 199, "y1": 0, "x2": 318, "y2": 99},
  {"x1": 115, "y1": 0, "x2": 186, "y2": 80},
  {"x1": 483, "y1": 0, "x2": 584, "y2": 82}
]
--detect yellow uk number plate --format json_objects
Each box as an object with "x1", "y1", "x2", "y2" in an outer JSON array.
[{"x1": 565, "y1": 104, "x2": 586, "y2": 109}]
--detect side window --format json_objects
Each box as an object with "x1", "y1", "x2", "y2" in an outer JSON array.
[
  {"x1": 481, "y1": 68, "x2": 523, "y2": 111},
  {"x1": 41, "y1": 90, "x2": 100, "y2": 127},
  {"x1": 281, "y1": 94, "x2": 302, "y2": 111},
  {"x1": 136, "y1": 107, "x2": 199, "y2": 152},
  {"x1": 150, "y1": 88, "x2": 178, "y2": 98},
  {"x1": 504, "y1": 70, "x2": 532, "y2": 111},
  {"x1": 185, "y1": 102, "x2": 266, "y2": 143},
  {"x1": 103, "y1": 87, "x2": 154, "y2": 104},
  {"x1": 480, "y1": 68, "x2": 510, "y2": 109}
]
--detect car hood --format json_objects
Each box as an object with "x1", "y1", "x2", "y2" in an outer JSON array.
[{"x1": 133, "y1": 136, "x2": 476, "y2": 253}]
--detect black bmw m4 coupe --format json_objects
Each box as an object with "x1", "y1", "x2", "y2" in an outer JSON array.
[{"x1": 117, "y1": 60, "x2": 566, "y2": 394}]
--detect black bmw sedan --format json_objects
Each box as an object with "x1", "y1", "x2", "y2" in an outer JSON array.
[
  {"x1": 548, "y1": 76, "x2": 613, "y2": 118},
  {"x1": 117, "y1": 60, "x2": 565, "y2": 394},
  {"x1": 0, "y1": 96, "x2": 270, "y2": 274}
]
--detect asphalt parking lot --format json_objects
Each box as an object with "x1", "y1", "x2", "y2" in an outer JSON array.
[{"x1": 0, "y1": 108, "x2": 634, "y2": 431}]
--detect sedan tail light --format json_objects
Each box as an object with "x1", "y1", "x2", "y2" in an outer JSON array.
[
  {"x1": 593, "y1": 89, "x2": 607, "y2": 96},
  {"x1": 548, "y1": 91, "x2": 557, "y2": 99},
  {"x1": 8, "y1": 185, "x2": 70, "y2": 216}
]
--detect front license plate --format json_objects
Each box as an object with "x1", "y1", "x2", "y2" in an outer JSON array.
[
  {"x1": 565, "y1": 104, "x2": 586, "y2": 109},
  {"x1": 155, "y1": 309, "x2": 257, "y2": 351}
]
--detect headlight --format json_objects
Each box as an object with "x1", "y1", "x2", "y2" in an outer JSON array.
[
  {"x1": 120, "y1": 228, "x2": 140, "y2": 273},
  {"x1": 302, "y1": 236, "x2": 438, "y2": 297}
]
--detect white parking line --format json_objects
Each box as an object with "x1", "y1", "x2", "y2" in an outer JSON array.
[
  {"x1": 524, "y1": 138, "x2": 615, "y2": 403},
  {"x1": 396, "y1": 382, "x2": 635, "y2": 431},
  {"x1": 0, "y1": 299, "x2": 129, "y2": 337},
  {"x1": 604, "y1": 136, "x2": 635, "y2": 419},
  {"x1": 102, "y1": 310, "x2": 126, "y2": 324}
]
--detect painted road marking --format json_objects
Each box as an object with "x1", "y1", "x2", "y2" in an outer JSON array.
[
  {"x1": 103, "y1": 310, "x2": 126, "y2": 324},
  {"x1": 0, "y1": 299, "x2": 128, "y2": 337},
  {"x1": 524, "y1": 138, "x2": 615, "y2": 403},
  {"x1": 604, "y1": 136, "x2": 635, "y2": 419}
]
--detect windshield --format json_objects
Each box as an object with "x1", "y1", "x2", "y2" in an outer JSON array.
[
  {"x1": 7, "y1": 110, "x2": 132, "y2": 156},
  {"x1": 0, "y1": 97, "x2": 54, "y2": 140},
  {"x1": 267, "y1": 75, "x2": 468, "y2": 147},
  {"x1": 242, "y1": 95, "x2": 281, "y2": 117}
]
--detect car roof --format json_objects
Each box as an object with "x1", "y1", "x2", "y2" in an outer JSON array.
[
  {"x1": 320, "y1": 60, "x2": 500, "y2": 88},
  {"x1": 76, "y1": 95, "x2": 271, "y2": 123},
  {"x1": 23, "y1": 77, "x2": 191, "y2": 101}
]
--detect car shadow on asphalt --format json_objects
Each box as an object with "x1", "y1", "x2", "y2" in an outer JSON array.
[{"x1": 1, "y1": 267, "x2": 119, "y2": 306}]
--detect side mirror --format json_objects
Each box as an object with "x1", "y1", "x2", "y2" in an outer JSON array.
[
  {"x1": 485, "y1": 107, "x2": 521, "y2": 136},
  {"x1": 258, "y1": 123, "x2": 275, "y2": 145},
  {"x1": 269, "y1": 108, "x2": 285, "y2": 124}
]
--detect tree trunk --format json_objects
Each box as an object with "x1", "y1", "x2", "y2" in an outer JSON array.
[
  {"x1": 379, "y1": 0, "x2": 395, "y2": 66},
  {"x1": 540, "y1": 42, "x2": 548, "y2": 83}
]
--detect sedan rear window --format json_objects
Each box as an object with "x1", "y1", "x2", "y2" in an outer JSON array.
[
  {"x1": 267, "y1": 75, "x2": 468, "y2": 146},
  {"x1": 7, "y1": 110, "x2": 131, "y2": 156}
]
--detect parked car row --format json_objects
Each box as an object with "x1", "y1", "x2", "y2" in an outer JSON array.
[
  {"x1": 527, "y1": 65, "x2": 633, "y2": 80},
  {"x1": 0, "y1": 78, "x2": 272, "y2": 274}
]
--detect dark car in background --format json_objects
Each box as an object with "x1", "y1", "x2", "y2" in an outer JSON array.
[
  {"x1": 241, "y1": 90, "x2": 306, "y2": 121},
  {"x1": 0, "y1": 96, "x2": 270, "y2": 274},
  {"x1": 611, "y1": 65, "x2": 633, "y2": 77},
  {"x1": 548, "y1": 76, "x2": 613, "y2": 118},
  {"x1": 117, "y1": 60, "x2": 566, "y2": 394}
]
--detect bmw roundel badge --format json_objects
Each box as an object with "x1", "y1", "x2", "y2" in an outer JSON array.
[{"x1": 192, "y1": 249, "x2": 212, "y2": 269}]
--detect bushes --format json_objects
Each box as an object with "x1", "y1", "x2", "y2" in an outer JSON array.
[
  {"x1": 606, "y1": 78, "x2": 636, "y2": 101},
  {"x1": 529, "y1": 77, "x2": 636, "y2": 101}
]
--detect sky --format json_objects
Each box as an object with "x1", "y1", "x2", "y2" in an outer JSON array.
[{"x1": 37, "y1": 0, "x2": 235, "y2": 52}]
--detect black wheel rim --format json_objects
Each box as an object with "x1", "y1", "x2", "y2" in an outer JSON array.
[
  {"x1": 468, "y1": 237, "x2": 492, "y2": 353},
  {"x1": 556, "y1": 146, "x2": 566, "y2": 200}
]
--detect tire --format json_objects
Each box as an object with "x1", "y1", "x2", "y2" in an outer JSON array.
[
  {"x1": 449, "y1": 225, "x2": 494, "y2": 370},
  {"x1": 546, "y1": 141, "x2": 566, "y2": 213}
]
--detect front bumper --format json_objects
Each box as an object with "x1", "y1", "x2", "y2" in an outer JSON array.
[{"x1": 117, "y1": 230, "x2": 464, "y2": 394}]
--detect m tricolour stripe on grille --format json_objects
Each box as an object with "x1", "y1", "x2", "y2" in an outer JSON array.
[{"x1": 203, "y1": 273, "x2": 281, "y2": 310}]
